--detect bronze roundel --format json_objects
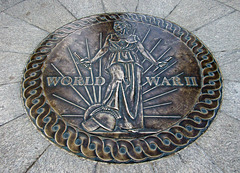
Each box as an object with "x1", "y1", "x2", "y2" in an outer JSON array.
[{"x1": 22, "y1": 13, "x2": 222, "y2": 163}]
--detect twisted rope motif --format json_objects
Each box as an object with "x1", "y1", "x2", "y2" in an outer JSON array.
[{"x1": 22, "y1": 13, "x2": 222, "y2": 163}]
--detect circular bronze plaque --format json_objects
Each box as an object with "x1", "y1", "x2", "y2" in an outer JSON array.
[{"x1": 22, "y1": 13, "x2": 222, "y2": 163}]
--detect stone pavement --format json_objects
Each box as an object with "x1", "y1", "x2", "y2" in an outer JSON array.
[{"x1": 0, "y1": 0, "x2": 239, "y2": 172}]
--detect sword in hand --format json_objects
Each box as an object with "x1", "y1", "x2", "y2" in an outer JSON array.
[
  {"x1": 153, "y1": 56, "x2": 173, "y2": 72},
  {"x1": 73, "y1": 52, "x2": 92, "y2": 69}
]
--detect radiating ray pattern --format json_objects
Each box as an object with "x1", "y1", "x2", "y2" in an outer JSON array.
[
  {"x1": 51, "y1": 28, "x2": 177, "y2": 119},
  {"x1": 98, "y1": 33, "x2": 103, "y2": 103},
  {"x1": 143, "y1": 101, "x2": 172, "y2": 110},
  {"x1": 67, "y1": 47, "x2": 94, "y2": 104},
  {"x1": 53, "y1": 94, "x2": 86, "y2": 110},
  {"x1": 51, "y1": 63, "x2": 90, "y2": 106},
  {"x1": 143, "y1": 88, "x2": 178, "y2": 103},
  {"x1": 141, "y1": 38, "x2": 162, "y2": 64},
  {"x1": 143, "y1": 47, "x2": 172, "y2": 75},
  {"x1": 86, "y1": 39, "x2": 97, "y2": 103},
  {"x1": 144, "y1": 115, "x2": 181, "y2": 118}
]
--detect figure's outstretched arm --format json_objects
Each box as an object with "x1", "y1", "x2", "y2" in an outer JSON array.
[
  {"x1": 137, "y1": 42, "x2": 158, "y2": 65},
  {"x1": 91, "y1": 35, "x2": 110, "y2": 63}
]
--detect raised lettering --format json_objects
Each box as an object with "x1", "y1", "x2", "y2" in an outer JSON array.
[
  {"x1": 160, "y1": 77, "x2": 171, "y2": 86},
  {"x1": 85, "y1": 77, "x2": 93, "y2": 85},
  {"x1": 172, "y1": 77, "x2": 184, "y2": 86},
  {"x1": 47, "y1": 77, "x2": 61, "y2": 86},
  {"x1": 95, "y1": 76, "x2": 106, "y2": 86},
  {"x1": 73, "y1": 77, "x2": 84, "y2": 85},
  {"x1": 184, "y1": 77, "x2": 198, "y2": 86},
  {"x1": 61, "y1": 76, "x2": 72, "y2": 85},
  {"x1": 146, "y1": 77, "x2": 160, "y2": 86}
]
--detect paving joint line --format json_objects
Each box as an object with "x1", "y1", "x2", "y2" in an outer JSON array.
[
  {"x1": 0, "y1": 81, "x2": 20, "y2": 87},
  {"x1": 121, "y1": 2, "x2": 129, "y2": 12},
  {"x1": 0, "y1": 49, "x2": 30, "y2": 55},
  {"x1": 56, "y1": 0, "x2": 77, "y2": 20},
  {"x1": 221, "y1": 61, "x2": 240, "y2": 67},
  {"x1": 25, "y1": 144, "x2": 51, "y2": 173},
  {"x1": 101, "y1": 0, "x2": 107, "y2": 13},
  {"x1": 192, "y1": 10, "x2": 236, "y2": 32},
  {"x1": 150, "y1": 162, "x2": 156, "y2": 173},
  {"x1": 223, "y1": 78, "x2": 240, "y2": 83},
  {"x1": 0, "y1": 0, "x2": 26, "y2": 13},
  {"x1": 0, "y1": 113, "x2": 25, "y2": 127},
  {"x1": 212, "y1": 48, "x2": 240, "y2": 54},
  {"x1": 215, "y1": 0, "x2": 240, "y2": 12},
  {"x1": 225, "y1": 114, "x2": 240, "y2": 122},
  {"x1": 3, "y1": 12, "x2": 50, "y2": 33},
  {"x1": 135, "y1": 0, "x2": 140, "y2": 12},
  {"x1": 93, "y1": 162, "x2": 99, "y2": 173},
  {"x1": 177, "y1": 153, "x2": 186, "y2": 164},
  {"x1": 164, "y1": 0, "x2": 182, "y2": 19}
]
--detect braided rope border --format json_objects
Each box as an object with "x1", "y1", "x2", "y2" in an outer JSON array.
[{"x1": 22, "y1": 13, "x2": 222, "y2": 163}]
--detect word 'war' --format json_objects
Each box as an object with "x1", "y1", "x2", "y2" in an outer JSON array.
[{"x1": 146, "y1": 76, "x2": 199, "y2": 87}]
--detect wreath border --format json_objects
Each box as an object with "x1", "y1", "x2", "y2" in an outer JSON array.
[{"x1": 22, "y1": 13, "x2": 222, "y2": 163}]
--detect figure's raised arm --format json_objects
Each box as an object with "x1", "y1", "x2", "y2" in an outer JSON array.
[{"x1": 91, "y1": 35, "x2": 110, "y2": 63}]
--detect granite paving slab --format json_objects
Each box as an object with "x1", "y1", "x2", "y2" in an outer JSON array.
[
  {"x1": 137, "y1": 0, "x2": 181, "y2": 18},
  {"x1": 0, "y1": 51, "x2": 29, "y2": 85},
  {"x1": 96, "y1": 162, "x2": 154, "y2": 173},
  {"x1": 28, "y1": 145, "x2": 97, "y2": 173},
  {"x1": 214, "y1": 50, "x2": 240, "y2": 83},
  {"x1": 5, "y1": 0, "x2": 75, "y2": 32},
  {"x1": 0, "y1": 116, "x2": 50, "y2": 173},
  {"x1": 196, "y1": 112, "x2": 240, "y2": 173},
  {"x1": 0, "y1": 12, "x2": 48, "y2": 54},
  {"x1": 0, "y1": 83, "x2": 25, "y2": 125},
  {"x1": 58, "y1": 0, "x2": 104, "y2": 19},
  {"x1": 194, "y1": 11, "x2": 240, "y2": 52},
  {"x1": 152, "y1": 143, "x2": 223, "y2": 173},
  {"x1": 221, "y1": 81, "x2": 240, "y2": 121},
  {"x1": 101, "y1": 0, "x2": 139, "y2": 13},
  {"x1": 0, "y1": 0, "x2": 24, "y2": 12},
  {"x1": 217, "y1": 0, "x2": 240, "y2": 11},
  {"x1": 166, "y1": 0, "x2": 234, "y2": 31}
]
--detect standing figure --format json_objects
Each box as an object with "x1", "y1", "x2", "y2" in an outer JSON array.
[{"x1": 82, "y1": 21, "x2": 166, "y2": 131}]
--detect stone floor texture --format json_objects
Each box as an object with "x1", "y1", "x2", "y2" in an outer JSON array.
[{"x1": 0, "y1": 0, "x2": 239, "y2": 172}]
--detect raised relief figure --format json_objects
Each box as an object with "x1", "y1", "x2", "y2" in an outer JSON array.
[{"x1": 81, "y1": 21, "x2": 167, "y2": 132}]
